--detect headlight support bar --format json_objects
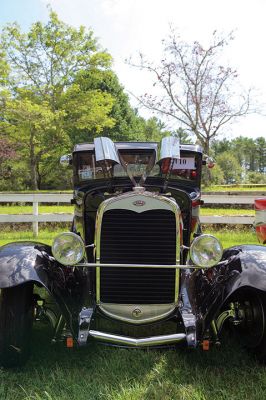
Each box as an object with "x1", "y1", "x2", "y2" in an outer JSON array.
[{"x1": 75, "y1": 262, "x2": 214, "y2": 269}]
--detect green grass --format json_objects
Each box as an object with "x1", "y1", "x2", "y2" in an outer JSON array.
[
  {"x1": 205, "y1": 228, "x2": 258, "y2": 248},
  {"x1": 1, "y1": 333, "x2": 266, "y2": 400},
  {"x1": 0, "y1": 228, "x2": 258, "y2": 248},
  {"x1": 0, "y1": 205, "x2": 255, "y2": 216},
  {"x1": 0, "y1": 205, "x2": 73, "y2": 214},
  {"x1": 203, "y1": 185, "x2": 266, "y2": 192},
  {"x1": 0, "y1": 229, "x2": 63, "y2": 247},
  {"x1": 0, "y1": 227, "x2": 263, "y2": 399},
  {"x1": 201, "y1": 208, "x2": 254, "y2": 216}
]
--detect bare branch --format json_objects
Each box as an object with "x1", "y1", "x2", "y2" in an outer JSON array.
[{"x1": 128, "y1": 31, "x2": 256, "y2": 152}]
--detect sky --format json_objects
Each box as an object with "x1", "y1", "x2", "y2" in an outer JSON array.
[{"x1": 1, "y1": 0, "x2": 266, "y2": 140}]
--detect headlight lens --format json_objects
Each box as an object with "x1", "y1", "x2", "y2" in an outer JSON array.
[
  {"x1": 190, "y1": 234, "x2": 223, "y2": 268},
  {"x1": 52, "y1": 232, "x2": 85, "y2": 266}
]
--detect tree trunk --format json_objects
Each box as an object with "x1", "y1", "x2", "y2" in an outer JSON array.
[
  {"x1": 30, "y1": 161, "x2": 38, "y2": 190},
  {"x1": 29, "y1": 128, "x2": 38, "y2": 190}
]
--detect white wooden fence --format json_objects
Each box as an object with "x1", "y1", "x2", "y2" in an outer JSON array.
[
  {"x1": 0, "y1": 192, "x2": 265, "y2": 236},
  {"x1": 0, "y1": 193, "x2": 73, "y2": 236}
]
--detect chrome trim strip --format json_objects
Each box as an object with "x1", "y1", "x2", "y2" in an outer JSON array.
[{"x1": 88, "y1": 330, "x2": 186, "y2": 347}]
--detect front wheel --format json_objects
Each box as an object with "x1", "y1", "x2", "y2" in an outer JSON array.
[
  {"x1": 230, "y1": 290, "x2": 266, "y2": 362},
  {"x1": 0, "y1": 283, "x2": 34, "y2": 368}
]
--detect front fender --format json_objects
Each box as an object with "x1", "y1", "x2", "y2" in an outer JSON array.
[
  {"x1": 0, "y1": 241, "x2": 92, "y2": 340},
  {"x1": 192, "y1": 245, "x2": 266, "y2": 335},
  {"x1": 0, "y1": 241, "x2": 52, "y2": 289}
]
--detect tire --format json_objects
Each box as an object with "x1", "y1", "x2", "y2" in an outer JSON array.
[
  {"x1": 231, "y1": 290, "x2": 266, "y2": 363},
  {"x1": 0, "y1": 283, "x2": 34, "y2": 368}
]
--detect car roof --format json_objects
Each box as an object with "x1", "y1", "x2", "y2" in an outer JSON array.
[{"x1": 73, "y1": 142, "x2": 203, "y2": 154}]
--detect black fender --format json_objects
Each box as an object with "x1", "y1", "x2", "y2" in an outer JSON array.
[
  {"x1": 191, "y1": 245, "x2": 266, "y2": 337},
  {"x1": 0, "y1": 241, "x2": 90, "y2": 339},
  {"x1": 0, "y1": 241, "x2": 52, "y2": 289}
]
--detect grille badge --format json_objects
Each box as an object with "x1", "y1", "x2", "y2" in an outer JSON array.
[
  {"x1": 132, "y1": 308, "x2": 142, "y2": 318},
  {"x1": 133, "y1": 200, "x2": 146, "y2": 206}
]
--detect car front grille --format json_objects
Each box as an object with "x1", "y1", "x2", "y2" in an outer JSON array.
[{"x1": 99, "y1": 209, "x2": 176, "y2": 304}]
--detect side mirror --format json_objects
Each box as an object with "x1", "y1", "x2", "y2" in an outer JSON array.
[{"x1": 60, "y1": 154, "x2": 72, "y2": 166}]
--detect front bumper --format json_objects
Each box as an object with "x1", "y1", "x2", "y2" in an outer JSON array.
[
  {"x1": 78, "y1": 301, "x2": 196, "y2": 348},
  {"x1": 88, "y1": 330, "x2": 186, "y2": 347}
]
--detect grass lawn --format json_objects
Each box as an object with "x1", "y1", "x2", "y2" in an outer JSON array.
[
  {"x1": 0, "y1": 205, "x2": 73, "y2": 214},
  {"x1": 0, "y1": 205, "x2": 255, "y2": 217},
  {"x1": 0, "y1": 228, "x2": 263, "y2": 400},
  {"x1": 0, "y1": 227, "x2": 259, "y2": 248},
  {"x1": 1, "y1": 332, "x2": 265, "y2": 400},
  {"x1": 201, "y1": 208, "x2": 254, "y2": 216},
  {"x1": 0, "y1": 229, "x2": 62, "y2": 247},
  {"x1": 203, "y1": 185, "x2": 266, "y2": 192}
]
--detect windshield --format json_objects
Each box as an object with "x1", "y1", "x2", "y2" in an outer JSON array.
[{"x1": 73, "y1": 149, "x2": 200, "y2": 185}]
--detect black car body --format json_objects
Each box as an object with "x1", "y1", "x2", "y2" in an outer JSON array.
[{"x1": 1, "y1": 136, "x2": 266, "y2": 367}]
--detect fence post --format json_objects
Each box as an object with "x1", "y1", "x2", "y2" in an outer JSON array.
[{"x1": 33, "y1": 200, "x2": 39, "y2": 237}]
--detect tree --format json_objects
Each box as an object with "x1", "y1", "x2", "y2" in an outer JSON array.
[
  {"x1": 212, "y1": 138, "x2": 232, "y2": 156},
  {"x1": 0, "y1": 12, "x2": 112, "y2": 107},
  {"x1": 174, "y1": 127, "x2": 193, "y2": 144},
  {"x1": 72, "y1": 69, "x2": 170, "y2": 142},
  {"x1": 216, "y1": 152, "x2": 242, "y2": 184},
  {"x1": 255, "y1": 137, "x2": 266, "y2": 173},
  {"x1": 230, "y1": 137, "x2": 257, "y2": 171},
  {"x1": 212, "y1": 136, "x2": 266, "y2": 175},
  {"x1": 129, "y1": 31, "x2": 252, "y2": 153},
  {"x1": 0, "y1": 137, "x2": 17, "y2": 185},
  {"x1": 4, "y1": 97, "x2": 69, "y2": 189},
  {"x1": 0, "y1": 11, "x2": 116, "y2": 189}
]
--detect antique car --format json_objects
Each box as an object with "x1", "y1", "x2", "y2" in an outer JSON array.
[{"x1": 1, "y1": 136, "x2": 266, "y2": 368}]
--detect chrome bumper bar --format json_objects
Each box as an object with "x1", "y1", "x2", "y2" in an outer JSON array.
[
  {"x1": 76, "y1": 262, "x2": 202, "y2": 269},
  {"x1": 88, "y1": 330, "x2": 186, "y2": 347}
]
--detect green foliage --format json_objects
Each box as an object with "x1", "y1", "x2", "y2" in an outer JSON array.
[
  {"x1": 3, "y1": 97, "x2": 70, "y2": 189},
  {"x1": 73, "y1": 69, "x2": 169, "y2": 142},
  {"x1": 0, "y1": 12, "x2": 111, "y2": 95},
  {"x1": 0, "y1": 11, "x2": 114, "y2": 189},
  {"x1": 245, "y1": 171, "x2": 266, "y2": 184},
  {"x1": 209, "y1": 164, "x2": 225, "y2": 185},
  {"x1": 212, "y1": 136, "x2": 266, "y2": 174},
  {"x1": 73, "y1": 69, "x2": 138, "y2": 141},
  {"x1": 62, "y1": 85, "x2": 115, "y2": 143},
  {"x1": 0, "y1": 11, "x2": 172, "y2": 190},
  {"x1": 211, "y1": 136, "x2": 266, "y2": 186},
  {"x1": 0, "y1": 12, "x2": 126, "y2": 189},
  {"x1": 216, "y1": 152, "x2": 242, "y2": 184},
  {"x1": 174, "y1": 128, "x2": 194, "y2": 144}
]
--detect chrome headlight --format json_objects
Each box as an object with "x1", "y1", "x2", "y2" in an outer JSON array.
[
  {"x1": 52, "y1": 232, "x2": 85, "y2": 266},
  {"x1": 190, "y1": 234, "x2": 223, "y2": 268}
]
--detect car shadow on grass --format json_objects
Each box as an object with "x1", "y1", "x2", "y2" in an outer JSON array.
[{"x1": 1, "y1": 327, "x2": 265, "y2": 400}]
